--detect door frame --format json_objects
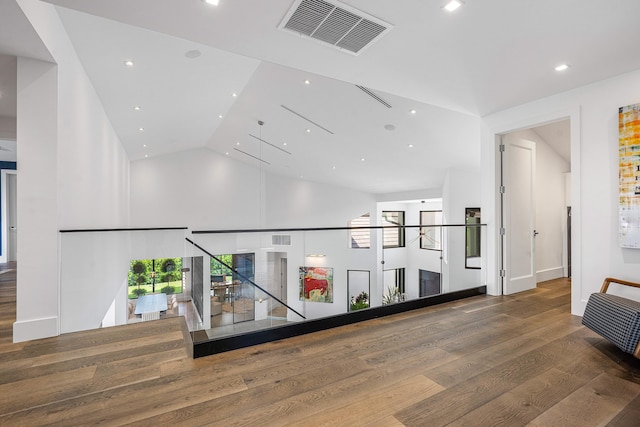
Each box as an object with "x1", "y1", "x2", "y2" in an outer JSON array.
[
  {"x1": 0, "y1": 169, "x2": 17, "y2": 264},
  {"x1": 490, "y1": 107, "x2": 581, "y2": 303}
]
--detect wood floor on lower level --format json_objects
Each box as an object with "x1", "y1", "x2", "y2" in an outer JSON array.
[{"x1": 1, "y1": 272, "x2": 639, "y2": 426}]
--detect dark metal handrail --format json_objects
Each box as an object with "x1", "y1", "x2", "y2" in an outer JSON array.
[
  {"x1": 60, "y1": 227, "x2": 188, "y2": 233},
  {"x1": 192, "y1": 223, "x2": 486, "y2": 234}
]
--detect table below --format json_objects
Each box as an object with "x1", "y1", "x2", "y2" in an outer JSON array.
[{"x1": 135, "y1": 293, "x2": 168, "y2": 320}]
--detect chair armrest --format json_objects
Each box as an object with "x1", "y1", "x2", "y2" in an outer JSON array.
[{"x1": 600, "y1": 277, "x2": 640, "y2": 293}]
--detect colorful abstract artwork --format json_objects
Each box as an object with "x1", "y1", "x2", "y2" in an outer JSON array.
[
  {"x1": 299, "y1": 267, "x2": 333, "y2": 303},
  {"x1": 619, "y1": 103, "x2": 640, "y2": 248}
]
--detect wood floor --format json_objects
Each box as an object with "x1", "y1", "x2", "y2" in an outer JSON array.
[{"x1": 1, "y1": 269, "x2": 639, "y2": 426}]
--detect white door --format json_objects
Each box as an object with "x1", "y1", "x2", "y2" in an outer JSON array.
[{"x1": 503, "y1": 137, "x2": 537, "y2": 294}]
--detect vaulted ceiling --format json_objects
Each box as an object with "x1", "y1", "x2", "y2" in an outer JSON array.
[{"x1": 2, "y1": 0, "x2": 639, "y2": 193}]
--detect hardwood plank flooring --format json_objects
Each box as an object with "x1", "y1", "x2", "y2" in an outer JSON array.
[{"x1": 1, "y1": 273, "x2": 639, "y2": 426}]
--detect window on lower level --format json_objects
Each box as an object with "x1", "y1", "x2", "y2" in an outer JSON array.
[
  {"x1": 382, "y1": 211, "x2": 405, "y2": 248},
  {"x1": 420, "y1": 210, "x2": 442, "y2": 250},
  {"x1": 349, "y1": 212, "x2": 371, "y2": 248}
]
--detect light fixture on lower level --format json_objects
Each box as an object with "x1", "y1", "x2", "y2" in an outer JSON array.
[
  {"x1": 555, "y1": 63, "x2": 570, "y2": 72},
  {"x1": 204, "y1": 0, "x2": 219, "y2": 5},
  {"x1": 444, "y1": 0, "x2": 462, "y2": 12}
]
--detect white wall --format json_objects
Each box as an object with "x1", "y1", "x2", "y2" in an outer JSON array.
[
  {"x1": 265, "y1": 173, "x2": 378, "y2": 229},
  {"x1": 14, "y1": 57, "x2": 58, "y2": 341},
  {"x1": 482, "y1": 68, "x2": 640, "y2": 315},
  {"x1": 503, "y1": 129, "x2": 570, "y2": 282},
  {"x1": 130, "y1": 148, "x2": 262, "y2": 230},
  {"x1": 441, "y1": 167, "x2": 482, "y2": 292},
  {"x1": 0, "y1": 117, "x2": 16, "y2": 140},
  {"x1": 13, "y1": 0, "x2": 130, "y2": 342}
]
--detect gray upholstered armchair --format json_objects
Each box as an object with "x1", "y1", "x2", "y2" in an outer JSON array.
[{"x1": 582, "y1": 277, "x2": 640, "y2": 359}]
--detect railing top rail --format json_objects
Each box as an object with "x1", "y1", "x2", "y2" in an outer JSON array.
[
  {"x1": 60, "y1": 227, "x2": 188, "y2": 234},
  {"x1": 192, "y1": 223, "x2": 487, "y2": 234}
]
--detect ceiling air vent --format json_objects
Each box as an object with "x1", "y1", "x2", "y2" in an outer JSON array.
[{"x1": 279, "y1": 0, "x2": 393, "y2": 55}]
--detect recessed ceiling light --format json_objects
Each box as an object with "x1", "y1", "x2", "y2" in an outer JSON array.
[
  {"x1": 133, "y1": 106, "x2": 141, "y2": 111},
  {"x1": 124, "y1": 60, "x2": 134, "y2": 67},
  {"x1": 360, "y1": 158, "x2": 366, "y2": 162},
  {"x1": 283, "y1": 142, "x2": 288, "y2": 146},
  {"x1": 444, "y1": 0, "x2": 462, "y2": 12},
  {"x1": 304, "y1": 79, "x2": 311, "y2": 85},
  {"x1": 143, "y1": 144, "x2": 147, "y2": 148},
  {"x1": 408, "y1": 144, "x2": 414, "y2": 148},
  {"x1": 225, "y1": 152, "x2": 229, "y2": 155},
  {"x1": 332, "y1": 166, "x2": 336, "y2": 170},
  {"x1": 236, "y1": 142, "x2": 240, "y2": 145},
  {"x1": 204, "y1": 0, "x2": 219, "y2": 5},
  {"x1": 410, "y1": 109, "x2": 417, "y2": 115},
  {"x1": 138, "y1": 127, "x2": 144, "y2": 132},
  {"x1": 218, "y1": 114, "x2": 223, "y2": 119},
  {"x1": 555, "y1": 63, "x2": 570, "y2": 72},
  {"x1": 384, "y1": 124, "x2": 396, "y2": 131},
  {"x1": 232, "y1": 93, "x2": 237, "y2": 97},
  {"x1": 185, "y1": 50, "x2": 201, "y2": 59},
  {"x1": 306, "y1": 129, "x2": 311, "y2": 133},
  {"x1": 144, "y1": 154, "x2": 148, "y2": 158}
]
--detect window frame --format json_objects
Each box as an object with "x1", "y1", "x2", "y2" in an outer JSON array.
[
  {"x1": 420, "y1": 210, "x2": 443, "y2": 251},
  {"x1": 382, "y1": 211, "x2": 405, "y2": 249}
]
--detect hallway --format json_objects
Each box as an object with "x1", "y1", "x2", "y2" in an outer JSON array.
[{"x1": 1, "y1": 275, "x2": 639, "y2": 425}]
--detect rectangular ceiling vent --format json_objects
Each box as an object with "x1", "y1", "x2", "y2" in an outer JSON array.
[{"x1": 279, "y1": 0, "x2": 393, "y2": 55}]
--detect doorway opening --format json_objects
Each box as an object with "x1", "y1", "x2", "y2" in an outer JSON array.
[
  {"x1": 500, "y1": 119, "x2": 571, "y2": 295},
  {"x1": 1, "y1": 169, "x2": 17, "y2": 264}
]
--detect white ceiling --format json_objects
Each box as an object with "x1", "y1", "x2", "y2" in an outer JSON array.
[{"x1": 3, "y1": 0, "x2": 638, "y2": 193}]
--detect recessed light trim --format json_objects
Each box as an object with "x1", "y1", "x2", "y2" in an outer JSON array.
[
  {"x1": 408, "y1": 144, "x2": 414, "y2": 148},
  {"x1": 444, "y1": 0, "x2": 462, "y2": 12},
  {"x1": 555, "y1": 63, "x2": 570, "y2": 72},
  {"x1": 304, "y1": 79, "x2": 311, "y2": 85},
  {"x1": 232, "y1": 93, "x2": 237, "y2": 97},
  {"x1": 218, "y1": 114, "x2": 223, "y2": 119},
  {"x1": 138, "y1": 127, "x2": 144, "y2": 132},
  {"x1": 133, "y1": 106, "x2": 141, "y2": 111},
  {"x1": 410, "y1": 109, "x2": 417, "y2": 115},
  {"x1": 203, "y1": 0, "x2": 219, "y2": 5},
  {"x1": 124, "y1": 60, "x2": 134, "y2": 67}
]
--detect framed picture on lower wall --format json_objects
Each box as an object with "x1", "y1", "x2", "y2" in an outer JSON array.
[{"x1": 299, "y1": 266, "x2": 333, "y2": 303}]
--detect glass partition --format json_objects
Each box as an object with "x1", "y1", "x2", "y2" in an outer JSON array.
[
  {"x1": 186, "y1": 224, "x2": 486, "y2": 344},
  {"x1": 58, "y1": 228, "x2": 190, "y2": 334},
  {"x1": 58, "y1": 224, "x2": 486, "y2": 345}
]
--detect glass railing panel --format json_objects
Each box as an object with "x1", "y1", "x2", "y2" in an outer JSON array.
[
  {"x1": 186, "y1": 232, "x2": 307, "y2": 342},
  {"x1": 302, "y1": 228, "x2": 370, "y2": 317},
  {"x1": 441, "y1": 224, "x2": 487, "y2": 293},
  {"x1": 60, "y1": 224, "x2": 486, "y2": 346},
  {"x1": 59, "y1": 228, "x2": 189, "y2": 334}
]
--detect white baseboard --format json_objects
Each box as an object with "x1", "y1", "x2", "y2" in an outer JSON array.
[
  {"x1": 13, "y1": 317, "x2": 58, "y2": 343},
  {"x1": 536, "y1": 267, "x2": 565, "y2": 283}
]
